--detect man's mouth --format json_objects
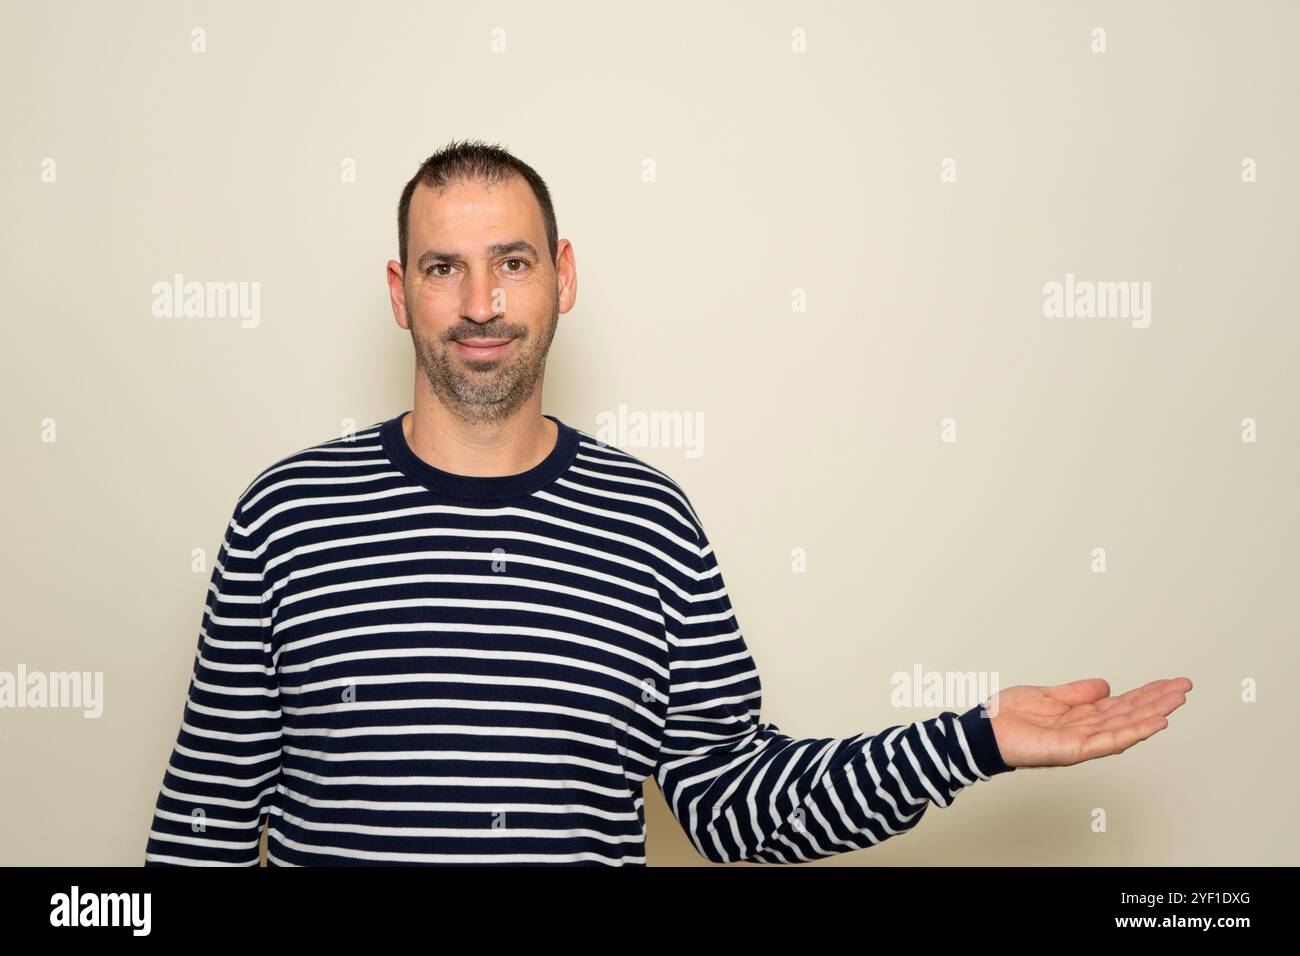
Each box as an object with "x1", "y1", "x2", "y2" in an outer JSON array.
[{"x1": 454, "y1": 337, "x2": 515, "y2": 360}]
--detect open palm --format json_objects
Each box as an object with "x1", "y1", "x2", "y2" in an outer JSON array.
[{"x1": 987, "y1": 677, "x2": 1192, "y2": 769}]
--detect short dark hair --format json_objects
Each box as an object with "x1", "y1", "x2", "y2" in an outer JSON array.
[{"x1": 397, "y1": 139, "x2": 558, "y2": 271}]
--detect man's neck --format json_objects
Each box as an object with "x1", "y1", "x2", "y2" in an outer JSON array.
[{"x1": 401, "y1": 400, "x2": 558, "y2": 478}]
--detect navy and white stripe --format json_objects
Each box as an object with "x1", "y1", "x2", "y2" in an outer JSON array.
[{"x1": 144, "y1": 410, "x2": 1013, "y2": 866}]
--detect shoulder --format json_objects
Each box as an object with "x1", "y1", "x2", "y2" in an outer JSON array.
[
  {"x1": 567, "y1": 423, "x2": 705, "y2": 548},
  {"x1": 231, "y1": 415, "x2": 391, "y2": 524}
]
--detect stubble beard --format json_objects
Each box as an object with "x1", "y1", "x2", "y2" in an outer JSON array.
[{"x1": 409, "y1": 295, "x2": 560, "y2": 426}]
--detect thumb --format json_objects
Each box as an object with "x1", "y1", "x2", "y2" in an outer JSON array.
[{"x1": 1041, "y1": 678, "x2": 1111, "y2": 706}]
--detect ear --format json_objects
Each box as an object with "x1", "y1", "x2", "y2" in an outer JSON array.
[{"x1": 387, "y1": 260, "x2": 411, "y2": 330}]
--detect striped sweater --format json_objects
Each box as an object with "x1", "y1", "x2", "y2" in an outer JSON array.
[{"x1": 144, "y1": 410, "x2": 1014, "y2": 866}]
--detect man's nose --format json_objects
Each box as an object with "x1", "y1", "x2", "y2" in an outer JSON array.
[{"x1": 461, "y1": 269, "x2": 503, "y2": 322}]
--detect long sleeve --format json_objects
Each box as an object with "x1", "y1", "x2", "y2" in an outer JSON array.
[
  {"x1": 653, "y1": 521, "x2": 1015, "y2": 865},
  {"x1": 144, "y1": 495, "x2": 281, "y2": 866}
]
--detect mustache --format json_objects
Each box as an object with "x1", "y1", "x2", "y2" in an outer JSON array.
[{"x1": 445, "y1": 323, "x2": 528, "y2": 342}]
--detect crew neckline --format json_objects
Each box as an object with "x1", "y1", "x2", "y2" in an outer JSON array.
[{"x1": 380, "y1": 410, "x2": 579, "y2": 502}]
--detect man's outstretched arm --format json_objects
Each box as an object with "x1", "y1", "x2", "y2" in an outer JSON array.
[{"x1": 653, "y1": 518, "x2": 1191, "y2": 865}]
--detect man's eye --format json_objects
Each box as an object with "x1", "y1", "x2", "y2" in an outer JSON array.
[
  {"x1": 503, "y1": 258, "x2": 528, "y2": 272},
  {"x1": 427, "y1": 264, "x2": 453, "y2": 277}
]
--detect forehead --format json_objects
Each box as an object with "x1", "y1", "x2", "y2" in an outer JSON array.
[{"x1": 407, "y1": 175, "x2": 544, "y2": 244}]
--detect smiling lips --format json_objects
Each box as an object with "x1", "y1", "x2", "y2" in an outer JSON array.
[{"x1": 455, "y1": 337, "x2": 514, "y2": 360}]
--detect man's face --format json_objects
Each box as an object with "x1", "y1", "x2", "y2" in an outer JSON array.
[{"x1": 392, "y1": 175, "x2": 568, "y2": 424}]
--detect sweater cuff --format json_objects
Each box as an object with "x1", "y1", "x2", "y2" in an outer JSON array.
[{"x1": 958, "y1": 701, "x2": 1015, "y2": 777}]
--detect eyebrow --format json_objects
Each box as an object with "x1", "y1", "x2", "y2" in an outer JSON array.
[{"x1": 416, "y1": 240, "x2": 540, "y2": 270}]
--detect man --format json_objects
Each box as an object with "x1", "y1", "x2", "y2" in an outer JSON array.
[{"x1": 144, "y1": 139, "x2": 1191, "y2": 866}]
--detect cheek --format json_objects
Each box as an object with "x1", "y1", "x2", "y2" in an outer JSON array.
[
  {"x1": 502, "y1": 280, "x2": 550, "y2": 311},
  {"x1": 415, "y1": 283, "x2": 447, "y2": 306},
  {"x1": 411, "y1": 288, "x2": 459, "y2": 327}
]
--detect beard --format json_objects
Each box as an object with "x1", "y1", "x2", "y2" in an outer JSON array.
[{"x1": 408, "y1": 291, "x2": 560, "y2": 426}]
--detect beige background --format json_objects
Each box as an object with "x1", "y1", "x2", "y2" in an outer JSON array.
[{"x1": 2, "y1": 0, "x2": 1296, "y2": 866}]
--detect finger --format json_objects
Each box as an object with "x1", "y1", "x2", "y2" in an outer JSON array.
[
  {"x1": 1095, "y1": 685, "x2": 1168, "y2": 717},
  {"x1": 1142, "y1": 677, "x2": 1193, "y2": 697},
  {"x1": 1079, "y1": 715, "x2": 1170, "y2": 761},
  {"x1": 1095, "y1": 678, "x2": 1191, "y2": 713},
  {"x1": 1055, "y1": 686, "x2": 1170, "y2": 727},
  {"x1": 1042, "y1": 678, "x2": 1111, "y2": 707},
  {"x1": 1144, "y1": 689, "x2": 1190, "y2": 718},
  {"x1": 1101, "y1": 690, "x2": 1187, "y2": 731},
  {"x1": 1112, "y1": 677, "x2": 1174, "y2": 704}
]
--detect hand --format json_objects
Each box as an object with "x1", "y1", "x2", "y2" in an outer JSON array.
[{"x1": 985, "y1": 677, "x2": 1192, "y2": 769}]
